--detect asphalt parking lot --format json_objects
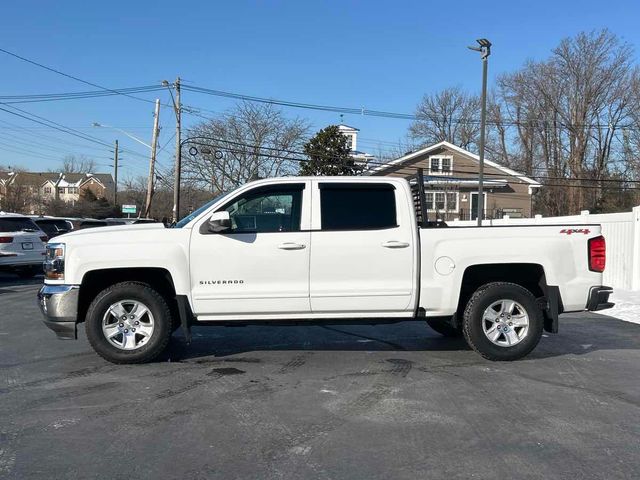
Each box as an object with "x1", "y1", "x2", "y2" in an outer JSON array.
[{"x1": 1, "y1": 274, "x2": 639, "y2": 480}]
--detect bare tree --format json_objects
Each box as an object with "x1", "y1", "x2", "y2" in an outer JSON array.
[
  {"x1": 409, "y1": 86, "x2": 481, "y2": 150},
  {"x1": 183, "y1": 102, "x2": 310, "y2": 193},
  {"x1": 487, "y1": 29, "x2": 638, "y2": 214},
  {"x1": 60, "y1": 155, "x2": 98, "y2": 173}
]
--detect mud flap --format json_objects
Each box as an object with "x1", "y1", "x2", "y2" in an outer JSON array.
[
  {"x1": 543, "y1": 286, "x2": 561, "y2": 333},
  {"x1": 176, "y1": 295, "x2": 193, "y2": 344}
]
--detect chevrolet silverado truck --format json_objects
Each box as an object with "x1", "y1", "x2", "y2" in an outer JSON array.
[{"x1": 38, "y1": 176, "x2": 613, "y2": 364}]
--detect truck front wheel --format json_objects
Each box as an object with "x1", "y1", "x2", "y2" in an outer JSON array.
[
  {"x1": 462, "y1": 282, "x2": 543, "y2": 361},
  {"x1": 85, "y1": 282, "x2": 173, "y2": 364}
]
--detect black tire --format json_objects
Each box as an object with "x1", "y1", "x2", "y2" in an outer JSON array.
[
  {"x1": 85, "y1": 281, "x2": 173, "y2": 364},
  {"x1": 426, "y1": 317, "x2": 462, "y2": 337},
  {"x1": 462, "y1": 282, "x2": 543, "y2": 361}
]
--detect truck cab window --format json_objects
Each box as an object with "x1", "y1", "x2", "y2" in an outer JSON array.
[
  {"x1": 223, "y1": 186, "x2": 304, "y2": 233},
  {"x1": 319, "y1": 183, "x2": 397, "y2": 230}
]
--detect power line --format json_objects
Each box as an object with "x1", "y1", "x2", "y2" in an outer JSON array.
[
  {"x1": 0, "y1": 105, "x2": 112, "y2": 147},
  {"x1": 0, "y1": 103, "x2": 152, "y2": 162},
  {"x1": 181, "y1": 137, "x2": 640, "y2": 186},
  {"x1": 0, "y1": 130, "x2": 111, "y2": 159},
  {"x1": 179, "y1": 138, "x2": 640, "y2": 191},
  {"x1": 181, "y1": 84, "x2": 640, "y2": 131},
  {"x1": 0, "y1": 48, "x2": 166, "y2": 106},
  {"x1": 0, "y1": 85, "x2": 166, "y2": 105}
]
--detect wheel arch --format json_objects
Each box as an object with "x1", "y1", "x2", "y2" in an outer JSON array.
[
  {"x1": 77, "y1": 267, "x2": 177, "y2": 324},
  {"x1": 455, "y1": 263, "x2": 560, "y2": 333}
]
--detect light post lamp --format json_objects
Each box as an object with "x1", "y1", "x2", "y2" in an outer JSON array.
[
  {"x1": 467, "y1": 38, "x2": 491, "y2": 226},
  {"x1": 93, "y1": 122, "x2": 154, "y2": 216},
  {"x1": 92, "y1": 122, "x2": 152, "y2": 149}
]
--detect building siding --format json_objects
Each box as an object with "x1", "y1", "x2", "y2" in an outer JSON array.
[{"x1": 373, "y1": 145, "x2": 535, "y2": 219}]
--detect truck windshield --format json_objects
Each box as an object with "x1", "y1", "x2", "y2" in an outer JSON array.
[{"x1": 173, "y1": 192, "x2": 231, "y2": 228}]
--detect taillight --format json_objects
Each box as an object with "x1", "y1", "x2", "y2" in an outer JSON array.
[
  {"x1": 588, "y1": 235, "x2": 606, "y2": 272},
  {"x1": 0, "y1": 236, "x2": 13, "y2": 243}
]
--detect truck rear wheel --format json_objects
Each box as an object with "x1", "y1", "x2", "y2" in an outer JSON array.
[
  {"x1": 462, "y1": 282, "x2": 543, "y2": 361},
  {"x1": 85, "y1": 282, "x2": 173, "y2": 364}
]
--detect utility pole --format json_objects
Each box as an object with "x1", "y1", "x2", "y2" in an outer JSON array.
[
  {"x1": 145, "y1": 99, "x2": 161, "y2": 218},
  {"x1": 171, "y1": 77, "x2": 182, "y2": 223},
  {"x1": 468, "y1": 38, "x2": 491, "y2": 226},
  {"x1": 113, "y1": 139, "x2": 119, "y2": 206}
]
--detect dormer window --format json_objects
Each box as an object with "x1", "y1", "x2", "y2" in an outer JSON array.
[
  {"x1": 345, "y1": 134, "x2": 353, "y2": 150},
  {"x1": 428, "y1": 155, "x2": 453, "y2": 176}
]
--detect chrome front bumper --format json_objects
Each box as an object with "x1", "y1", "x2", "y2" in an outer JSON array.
[{"x1": 37, "y1": 284, "x2": 80, "y2": 339}]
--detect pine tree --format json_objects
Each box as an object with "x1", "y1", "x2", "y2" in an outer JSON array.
[{"x1": 299, "y1": 125, "x2": 360, "y2": 176}]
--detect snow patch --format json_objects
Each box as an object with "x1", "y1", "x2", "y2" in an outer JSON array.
[{"x1": 595, "y1": 289, "x2": 640, "y2": 324}]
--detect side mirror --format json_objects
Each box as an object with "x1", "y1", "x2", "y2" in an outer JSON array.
[{"x1": 207, "y1": 211, "x2": 231, "y2": 232}]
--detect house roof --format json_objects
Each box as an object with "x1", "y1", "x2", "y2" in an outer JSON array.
[
  {"x1": 337, "y1": 124, "x2": 360, "y2": 132},
  {"x1": 370, "y1": 140, "x2": 541, "y2": 186},
  {"x1": 60, "y1": 173, "x2": 86, "y2": 185},
  {"x1": 12, "y1": 172, "x2": 60, "y2": 186},
  {"x1": 59, "y1": 172, "x2": 114, "y2": 187},
  {"x1": 89, "y1": 173, "x2": 114, "y2": 185}
]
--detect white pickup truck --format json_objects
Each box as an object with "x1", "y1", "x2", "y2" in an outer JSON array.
[{"x1": 38, "y1": 176, "x2": 613, "y2": 364}]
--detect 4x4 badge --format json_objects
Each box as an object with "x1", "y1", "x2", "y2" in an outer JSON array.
[{"x1": 560, "y1": 228, "x2": 590, "y2": 235}]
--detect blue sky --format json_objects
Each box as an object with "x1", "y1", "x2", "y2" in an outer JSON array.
[{"x1": 1, "y1": 0, "x2": 639, "y2": 178}]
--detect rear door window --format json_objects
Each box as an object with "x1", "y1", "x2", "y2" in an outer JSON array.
[
  {"x1": 0, "y1": 217, "x2": 39, "y2": 233},
  {"x1": 319, "y1": 183, "x2": 397, "y2": 231}
]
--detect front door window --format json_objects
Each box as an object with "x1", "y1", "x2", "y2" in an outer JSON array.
[{"x1": 222, "y1": 187, "x2": 303, "y2": 233}]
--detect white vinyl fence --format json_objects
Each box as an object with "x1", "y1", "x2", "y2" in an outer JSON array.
[{"x1": 448, "y1": 206, "x2": 640, "y2": 291}]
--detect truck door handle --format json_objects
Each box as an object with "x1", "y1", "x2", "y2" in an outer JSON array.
[
  {"x1": 381, "y1": 241, "x2": 410, "y2": 249},
  {"x1": 277, "y1": 242, "x2": 306, "y2": 250}
]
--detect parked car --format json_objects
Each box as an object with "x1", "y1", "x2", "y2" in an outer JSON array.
[
  {"x1": 104, "y1": 219, "x2": 127, "y2": 226},
  {"x1": 0, "y1": 213, "x2": 47, "y2": 278},
  {"x1": 33, "y1": 217, "x2": 73, "y2": 239},
  {"x1": 77, "y1": 219, "x2": 108, "y2": 229},
  {"x1": 37, "y1": 176, "x2": 613, "y2": 364},
  {"x1": 103, "y1": 217, "x2": 160, "y2": 225}
]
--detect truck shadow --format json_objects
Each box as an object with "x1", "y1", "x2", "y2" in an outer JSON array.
[
  {"x1": 0, "y1": 273, "x2": 44, "y2": 294},
  {"x1": 163, "y1": 314, "x2": 639, "y2": 362},
  {"x1": 165, "y1": 322, "x2": 470, "y2": 361}
]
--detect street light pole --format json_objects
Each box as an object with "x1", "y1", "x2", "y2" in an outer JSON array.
[
  {"x1": 113, "y1": 139, "x2": 119, "y2": 206},
  {"x1": 468, "y1": 38, "x2": 491, "y2": 226}
]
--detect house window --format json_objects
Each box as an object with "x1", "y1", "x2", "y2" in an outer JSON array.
[
  {"x1": 44, "y1": 187, "x2": 51, "y2": 194},
  {"x1": 58, "y1": 187, "x2": 65, "y2": 195},
  {"x1": 69, "y1": 187, "x2": 78, "y2": 194},
  {"x1": 425, "y1": 190, "x2": 458, "y2": 212},
  {"x1": 446, "y1": 192, "x2": 457, "y2": 210},
  {"x1": 428, "y1": 156, "x2": 453, "y2": 176}
]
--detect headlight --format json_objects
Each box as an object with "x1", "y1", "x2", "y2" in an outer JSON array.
[{"x1": 44, "y1": 243, "x2": 65, "y2": 280}]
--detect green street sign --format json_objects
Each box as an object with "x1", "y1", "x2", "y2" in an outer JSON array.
[{"x1": 121, "y1": 204, "x2": 137, "y2": 214}]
